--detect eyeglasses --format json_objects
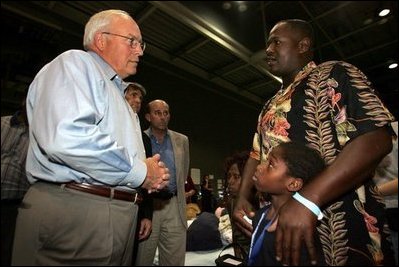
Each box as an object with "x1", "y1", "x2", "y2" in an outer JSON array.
[{"x1": 102, "y1": 32, "x2": 146, "y2": 51}]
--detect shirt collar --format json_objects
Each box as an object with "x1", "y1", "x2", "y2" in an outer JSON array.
[
  {"x1": 87, "y1": 51, "x2": 125, "y2": 92},
  {"x1": 148, "y1": 128, "x2": 169, "y2": 139}
]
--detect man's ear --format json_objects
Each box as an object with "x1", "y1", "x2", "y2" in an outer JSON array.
[
  {"x1": 287, "y1": 177, "x2": 304, "y2": 192},
  {"x1": 145, "y1": 113, "x2": 150, "y2": 122},
  {"x1": 298, "y1": 37, "x2": 311, "y2": 53},
  {"x1": 94, "y1": 32, "x2": 105, "y2": 51}
]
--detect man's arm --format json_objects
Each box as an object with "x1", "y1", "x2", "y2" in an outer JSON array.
[
  {"x1": 275, "y1": 127, "x2": 393, "y2": 265},
  {"x1": 377, "y1": 178, "x2": 398, "y2": 196},
  {"x1": 232, "y1": 156, "x2": 259, "y2": 237}
]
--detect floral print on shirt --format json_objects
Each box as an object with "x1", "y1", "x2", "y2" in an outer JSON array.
[{"x1": 251, "y1": 61, "x2": 395, "y2": 265}]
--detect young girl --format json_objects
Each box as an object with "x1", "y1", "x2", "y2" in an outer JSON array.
[{"x1": 248, "y1": 142, "x2": 326, "y2": 266}]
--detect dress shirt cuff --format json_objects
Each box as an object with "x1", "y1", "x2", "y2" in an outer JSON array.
[{"x1": 125, "y1": 158, "x2": 147, "y2": 188}]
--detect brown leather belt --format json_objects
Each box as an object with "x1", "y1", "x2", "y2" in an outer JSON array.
[{"x1": 65, "y1": 182, "x2": 142, "y2": 204}]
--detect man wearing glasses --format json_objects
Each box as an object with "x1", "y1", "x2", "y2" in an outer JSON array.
[
  {"x1": 12, "y1": 9, "x2": 169, "y2": 266},
  {"x1": 102, "y1": 32, "x2": 146, "y2": 51}
]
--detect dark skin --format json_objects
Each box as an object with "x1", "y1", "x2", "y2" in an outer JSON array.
[{"x1": 233, "y1": 21, "x2": 393, "y2": 265}]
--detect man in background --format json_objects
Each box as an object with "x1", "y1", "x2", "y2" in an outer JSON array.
[
  {"x1": 124, "y1": 82, "x2": 153, "y2": 258},
  {"x1": 1, "y1": 98, "x2": 29, "y2": 266},
  {"x1": 136, "y1": 99, "x2": 190, "y2": 266},
  {"x1": 374, "y1": 121, "x2": 398, "y2": 265}
]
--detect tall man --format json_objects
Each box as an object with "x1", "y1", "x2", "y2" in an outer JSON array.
[
  {"x1": 233, "y1": 19, "x2": 395, "y2": 265},
  {"x1": 136, "y1": 99, "x2": 190, "y2": 266},
  {"x1": 12, "y1": 10, "x2": 169, "y2": 266}
]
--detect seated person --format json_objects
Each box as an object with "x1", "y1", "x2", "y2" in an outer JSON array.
[
  {"x1": 220, "y1": 151, "x2": 255, "y2": 259},
  {"x1": 215, "y1": 206, "x2": 233, "y2": 245},
  {"x1": 186, "y1": 212, "x2": 223, "y2": 252},
  {"x1": 186, "y1": 202, "x2": 201, "y2": 221}
]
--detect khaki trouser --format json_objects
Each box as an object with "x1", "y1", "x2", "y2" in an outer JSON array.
[
  {"x1": 12, "y1": 182, "x2": 138, "y2": 266},
  {"x1": 135, "y1": 196, "x2": 186, "y2": 266}
]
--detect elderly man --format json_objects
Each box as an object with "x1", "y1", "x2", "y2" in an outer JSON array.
[{"x1": 12, "y1": 10, "x2": 169, "y2": 266}]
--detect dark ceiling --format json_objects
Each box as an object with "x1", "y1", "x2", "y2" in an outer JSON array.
[{"x1": 1, "y1": 1, "x2": 398, "y2": 117}]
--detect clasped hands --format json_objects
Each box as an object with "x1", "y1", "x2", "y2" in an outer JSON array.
[{"x1": 142, "y1": 153, "x2": 170, "y2": 193}]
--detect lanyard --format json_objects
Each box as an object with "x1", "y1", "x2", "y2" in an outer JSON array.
[{"x1": 247, "y1": 207, "x2": 276, "y2": 265}]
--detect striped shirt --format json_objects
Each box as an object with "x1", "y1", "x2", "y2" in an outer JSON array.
[{"x1": 1, "y1": 112, "x2": 30, "y2": 199}]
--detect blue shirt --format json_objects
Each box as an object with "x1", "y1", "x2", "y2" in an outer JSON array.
[
  {"x1": 149, "y1": 130, "x2": 177, "y2": 193},
  {"x1": 26, "y1": 50, "x2": 146, "y2": 189}
]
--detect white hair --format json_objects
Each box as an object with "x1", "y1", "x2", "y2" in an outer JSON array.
[{"x1": 83, "y1": 9, "x2": 132, "y2": 50}]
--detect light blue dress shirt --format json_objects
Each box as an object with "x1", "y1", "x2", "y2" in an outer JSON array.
[
  {"x1": 149, "y1": 130, "x2": 177, "y2": 193},
  {"x1": 26, "y1": 50, "x2": 146, "y2": 189}
]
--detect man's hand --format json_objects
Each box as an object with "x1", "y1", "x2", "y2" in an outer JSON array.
[
  {"x1": 275, "y1": 198, "x2": 318, "y2": 266},
  {"x1": 142, "y1": 154, "x2": 170, "y2": 193},
  {"x1": 232, "y1": 196, "x2": 255, "y2": 238},
  {"x1": 138, "y1": 218, "x2": 152, "y2": 240}
]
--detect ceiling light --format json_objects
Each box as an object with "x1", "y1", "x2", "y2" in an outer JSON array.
[
  {"x1": 238, "y1": 3, "x2": 247, "y2": 12},
  {"x1": 222, "y1": 1, "x2": 232, "y2": 10},
  {"x1": 378, "y1": 9, "x2": 390, "y2": 17},
  {"x1": 388, "y1": 63, "x2": 398, "y2": 69}
]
